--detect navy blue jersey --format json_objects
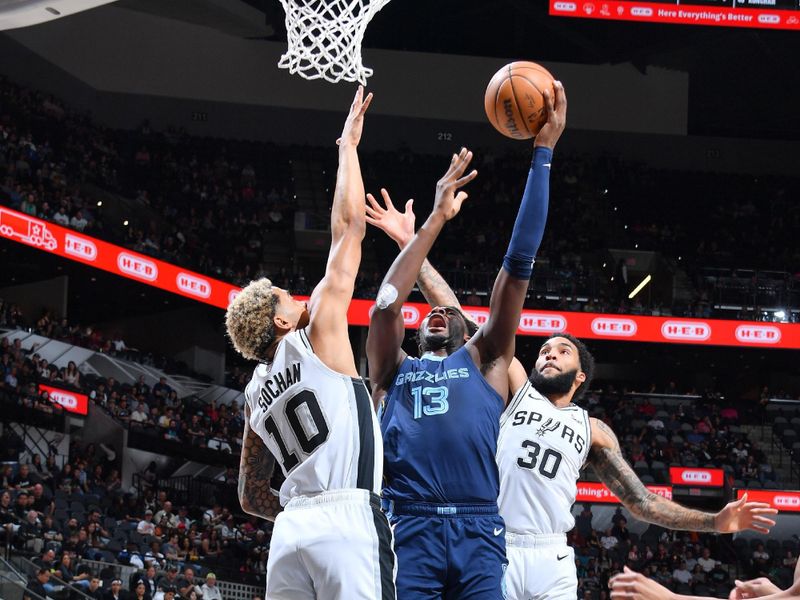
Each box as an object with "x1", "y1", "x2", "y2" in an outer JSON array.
[{"x1": 381, "y1": 346, "x2": 505, "y2": 504}]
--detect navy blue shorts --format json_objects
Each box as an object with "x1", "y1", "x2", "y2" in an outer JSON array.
[{"x1": 385, "y1": 500, "x2": 508, "y2": 600}]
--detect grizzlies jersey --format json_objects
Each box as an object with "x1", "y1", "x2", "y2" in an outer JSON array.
[
  {"x1": 381, "y1": 346, "x2": 505, "y2": 504},
  {"x1": 497, "y1": 380, "x2": 592, "y2": 534},
  {"x1": 245, "y1": 329, "x2": 382, "y2": 506}
]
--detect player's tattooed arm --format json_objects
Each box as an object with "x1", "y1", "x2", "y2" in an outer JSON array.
[
  {"x1": 588, "y1": 418, "x2": 717, "y2": 531},
  {"x1": 238, "y1": 405, "x2": 281, "y2": 522},
  {"x1": 588, "y1": 418, "x2": 777, "y2": 534}
]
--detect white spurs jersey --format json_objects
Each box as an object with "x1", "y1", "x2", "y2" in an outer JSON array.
[
  {"x1": 497, "y1": 380, "x2": 592, "y2": 535},
  {"x1": 244, "y1": 329, "x2": 382, "y2": 506}
]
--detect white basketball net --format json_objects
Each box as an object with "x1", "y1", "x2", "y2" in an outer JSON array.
[{"x1": 278, "y1": 0, "x2": 391, "y2": 85}]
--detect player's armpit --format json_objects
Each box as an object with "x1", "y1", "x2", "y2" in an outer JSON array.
[
  {"x1": 588, "y1": 418, "x2": 716, "y2": 532},
  {"x1": 239, "y1": 406, "x2": 282, "y2": 522},
  {"x1": 508, "y1": 356, "x2": 528, "y2": 398}
]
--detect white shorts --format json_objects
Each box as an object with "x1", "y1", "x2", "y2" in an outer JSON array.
[
  {"x1": 505, "y1": 533, "x2": 577, "y2": 600},
  {"x1": 266, "y1": 489, "x2": 396, "y2": 600}
]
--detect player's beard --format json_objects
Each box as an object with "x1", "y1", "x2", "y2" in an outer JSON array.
[
  {"x1": 529, "y1": 367, "x2": 579, "y2": 398},
  {"x1": 418, "y1": 319, "x2": 467, "y2": 355}
]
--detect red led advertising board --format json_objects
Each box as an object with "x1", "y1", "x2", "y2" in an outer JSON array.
[
  {"x1": 2, "y1": 207, "x2": 799, "y2": 348},
  {"x1": 736, "y1": 490, "x2": 800, "y2": 512},
  {"x1": 38, "y1": 384, "x2": 89, "y2": 415},
  {"x1": 550, "y1": 1, "x2": 800, "y2": 31},
  {"x1": 670, "y1": 467, "x2": 725, "y2": 487},
  {"x1": 577, "y1": 481, "x2": 673, "y2": 503}
]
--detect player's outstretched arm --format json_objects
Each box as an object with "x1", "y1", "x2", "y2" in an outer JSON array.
[
  {"x1": 588, "y1": 418, "x2": 778, "y2": 533},
  {"x1": 367, "y1": 149, "x2": 477, "y2": 394},
  {"x1": 730, "y1": 560, "x2": 800, "y2": 600},
  {"x1": 307, "y1": 86, "x2": 373, "y2": 376},
  {"x1": 469, "y1": 82, "x2": 566, "y2": 394},
  {"x1": 367, "y1": 188, "x2": 464, "y2": 310},
  {"x1": 367, "y1": 188, "x2": 530, "y2": 400},
  {"x1": 610, "y1": 567, "x2": 800, "y2": 600},
  {"x1": 610, "y1": 566, "x2": 717, "y2": 600},
  {"x1": 238, "y1": 405, "x2": 282, "y2": 522}
]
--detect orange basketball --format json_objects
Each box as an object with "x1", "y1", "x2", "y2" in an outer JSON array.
[{"x1": 484, "y1": 61, "x2": 555, "y2": 140}]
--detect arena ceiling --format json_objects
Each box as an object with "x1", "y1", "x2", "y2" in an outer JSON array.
[{"x1": 232, "y1": 0, "x2": 800, "y2": 139}]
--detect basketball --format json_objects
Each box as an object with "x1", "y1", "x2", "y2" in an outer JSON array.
[{"x1": 484, "y1": 61, "x2": 556, "y2": 140}]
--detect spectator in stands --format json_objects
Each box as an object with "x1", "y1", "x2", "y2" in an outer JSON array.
[
  {"x1": 156, "y1": 565, "x2": 180, "y2": 593},
  {"x1": 13, "y1": 463, "x2": 35, "y2": 491},
  {"x1": 152, "y1": 377, "x2": 172, "y2": 399},
  {"x1": 0, "y1": 489, "x2": 20, "y2": 536},
  {"x1": 698, "y1": 547, "x2": 716, "y2": 572},
  {"x1": 162, "y1": 585, "x2": 178, "y2": 600},
  {"x1": 600, "y1": 528, "x2": 619, "y2": 550},
  {"x1": 131, "y1": 402, "x2": 149, "y2": 424},
  {"x1": 754, "y1": 542, "x2": 771, "y2": 572},
  {"x1": 203, "y1": 503, "x2": 223, "y2": 528},
  {"x1": 85, "y1": 575, "x2": 104, "y2": 600},
  {"x1": 58, "y1": 552, "x2": 91, "y2": 589},
  {"x1": 24, "y1": 567, "x2": 53, "y2": 600},
  {"x1": 177, "y1": 566, "x2": 201, "y2": 599},
  {"x1": 132, "y1": 580, "x2": 151, "y2": 600},
  {"x1": 104, "y1": 578, "x2": 125, "y2": 600},
  {"x1": 31, "y1": 483, "x2": 54, "y2": 517},
  {"x1": 673, "y1": 560, "x2": 693, "y2": 586},
  {"x1": 18, "y1": 509, "x2": 44, "y2": 553},
  {"x1": 137, "y1": 509, "x2": 156, "y2": 535},
  {"x1": 42, "y1": 515, "x2": 63, "y2": 551},
  {"x1": 175, "y1": 505, "x2": 192, "y2": 529},
  {"x1": 64, "y1": 361, "x2": 81, "y2": 387},
  {"x1": 154, "y1": 501, "x2": 177, "y2": 528},
  {"x1": 145, "y1": 542, "x2": 166, "y2": 569},
  {"x1": 201, "y1": 572, "x2": 223, "y2": 600}
]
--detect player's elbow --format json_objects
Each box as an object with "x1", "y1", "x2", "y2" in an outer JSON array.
[{"x1": 332, "y1": 214, "x2": 366, "y2": 241}]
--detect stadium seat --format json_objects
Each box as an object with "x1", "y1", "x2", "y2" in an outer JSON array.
[{"x1": 774, "y1": 419, "x2": 789, "y2": 436}]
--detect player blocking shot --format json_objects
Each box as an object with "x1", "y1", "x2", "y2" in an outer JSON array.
[
  {"x1": 226, "y1": 87, "x2": 395, "y2": 600},
  {"x1": 497, "y1": 333, "x2": 779, "y2": 600},
  {"x1": 367, "y1": 82, "x2": 567, "y2": 599}
]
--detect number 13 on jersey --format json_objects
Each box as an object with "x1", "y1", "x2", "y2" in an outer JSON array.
[{"x1": 411, "y1": 386, "x2": 449, "y2": 419}]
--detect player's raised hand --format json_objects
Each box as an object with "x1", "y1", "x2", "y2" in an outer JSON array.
[
  {"x1": 433, "y1": 147, "x2": 477, "y2": 221},
  {"x1": 714, "y1": 493, "x2": 778, "y2": 534},
  {"x1": 534, "y1": 80, "x2": 567, "y2": 150},
  {"x1": 729, "y1": 578, "x2": 782, "y2": 600},
  {"x1": 609, "y1": 567, "x2": 675, "y2": 600},
  {"x1": 337, "y1": 85, "x2": 373, "y2": 147},
  {"x1": 366, "y1": 188, "x2": 415, "y2": 248}
]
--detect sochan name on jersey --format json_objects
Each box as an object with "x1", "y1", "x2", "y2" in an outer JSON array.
[
  {"x1": 511, "y1": 410, "x2": 586, "y2": 454},
  {"x1": 395, "y1": 368, "x2": 470, "y2": 386},
  {"x1": 258, "y1": 362, "x2": 302, "y2": 408}
]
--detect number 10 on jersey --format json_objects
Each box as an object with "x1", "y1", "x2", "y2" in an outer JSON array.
[{"x1": 411, "y1": 386, "x2": 450, "y2": 419}]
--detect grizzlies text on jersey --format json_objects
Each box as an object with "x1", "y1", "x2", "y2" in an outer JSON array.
[{"x1": 381, "y1": 345, "x2": 505, "y2": 504}]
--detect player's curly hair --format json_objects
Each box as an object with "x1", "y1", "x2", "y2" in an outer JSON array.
[
  {"x1": 225, "y1": 278, "x2": 279, "y2": 362},
  {"x1": 557, "y1": 332, "x2": 595, "y2": 401}
]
